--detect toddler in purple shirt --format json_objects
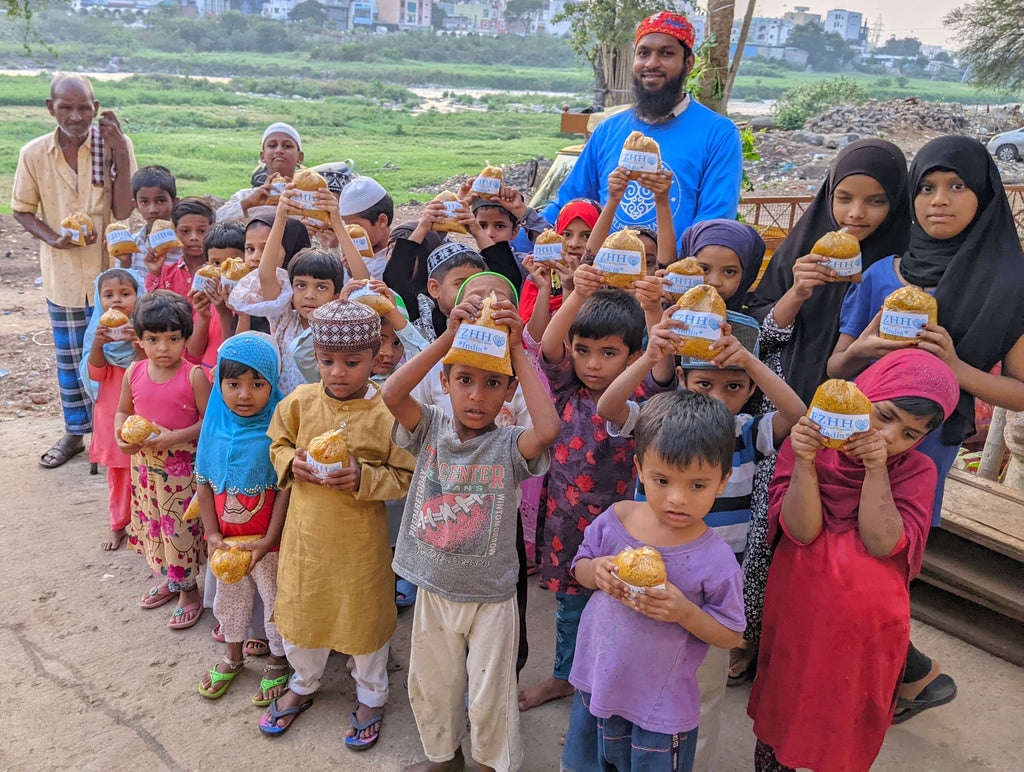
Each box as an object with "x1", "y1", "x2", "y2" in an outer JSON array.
[{"x1": 562, "y1": 391, "x2": 746, "y2": 772}]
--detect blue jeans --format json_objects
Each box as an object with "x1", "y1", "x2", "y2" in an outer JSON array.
[
  {"x1": 554, "y1": 592, "x2": 589, "y2": 680},
  {"x1": 562, "y1": 690, "x2": 698, "y2": 772}
]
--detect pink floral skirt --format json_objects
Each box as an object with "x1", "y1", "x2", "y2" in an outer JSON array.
[{"x1": 127, "y1": 443, "x2": 204, "y2": 585}]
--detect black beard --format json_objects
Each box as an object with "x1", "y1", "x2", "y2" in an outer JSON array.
[{"x1": 633, "y1": 72, "x2": 685, "y2": 121}]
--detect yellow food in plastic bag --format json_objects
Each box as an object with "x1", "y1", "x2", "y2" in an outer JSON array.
[
  {"x1": 210, "y1": 534, "x2": 264, "y2": 584},
  {"x1": 595, "y1": 229, "x2": 645, "y2": 288},
  {"x1": 149, "y1": 219, "x2": 183, "y2": 258},
  {"x1": 613, "y1": 546, "x2": 666, "y2": 587},
  {"x1": 346, "y1": 223, "x2": 375, "y2": 259},
  {"x1": 664, "y1": 257, "x2": 705, "y2": 300},
  {"x1": 808, "y1": 379, "x2": 873, "y2": 449},
  {"x1": 120, "y1": 414, "x2": 159, "y2": 444},
  {"x1": 293, "y1": 168, "x2": 330, "y2": 224},
  {"x1": 442, "y1": 292, "x2": 513, "y2": 376},
  {"x1": 671, "y1": 285, "x2": 727, "y2": 361},
  {"x1": 105, "y1": 221, "x2": 138, "y2": 258},
  {"x1": 350, "y1": 280, "x2": 396, "y2": 315},
  {"x1": 471, "y1": 165, "x2": 503, "y2": 200},
  {"x1": 431, "y1": 191, "x2": 468, "y2": 234},
  {"x1": 533, "y1": 228, "x2": 565, "y2": 264},
  {"x1": 619, "y1": 131, "x2": 662, "y2": 180},
  {"x1": 812, "y1": 228, "x2": 862, "y2": 283},
  {"x1": 879, "y1": 286, "x2": 937, "y2": 341}
]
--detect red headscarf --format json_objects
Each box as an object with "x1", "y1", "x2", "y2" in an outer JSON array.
[
  {"x1": 768, "y1": 350, "x2": 959, "y2": 578},
  {"x1": 554, "y1": 200, "x2": 601, "y2": 234},
  {"x1": 635, "y1": 11, "x2": 696, "y2": 50}
]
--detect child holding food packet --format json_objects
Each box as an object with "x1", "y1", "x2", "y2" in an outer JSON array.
[
  {"x1": 382, "y1": 288, "x2": 559, "y2": 772},
  {"x1": 79, "y1": 268, "x2": 141, "y2": 550},
  {"x1": 562, "y1": 390, "x2": 745, "y2": 772},
  {"x1": 749, "y1": 350, "x2": 960, "y2": 771},
  {"x1": 116, "y1": 290, "x2": 211, "y2": 630},
  {"x1": 265, "y1": 300, "x2": 415, "y2": 745},
  {"x1": 195, "y1": 333, "x2": 290, "y2": 705}
]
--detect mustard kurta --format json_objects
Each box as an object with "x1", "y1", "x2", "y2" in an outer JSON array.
[{"x1": 269, "y1": 384, "x2": 415, "y2": 654}]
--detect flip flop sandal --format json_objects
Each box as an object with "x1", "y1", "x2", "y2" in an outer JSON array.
[
  {"x1": 395, "y1": 578, "x2": 418, "y2": 608},
  {"x1": 892, "y1": 673, "x2": 958, "y2": 724},
  {"x1": 344, "y1": 709, "x2": 383, "y2": 751},
  {"x1": 139, "y1": 583, "x2": 175, "y2": 609},
  {"x1": 211, "y1": 624, "x2": 226, "y2": 643},
  {"x1": 168, "y1": 602, "x2": 204, "y2": 630},
  {"x1": 199, "y1": 659, "x2": 244, "y2": 699},
  {"x1": 39, "y1": 436, "x2": 84, "y2": 469},
  {"x1": 252, "y1": 664, "x2": 292, "y2": 707},
  {"x1": 259, "y1": 694, "x2": 314, "y2": 736},
  {"x1": 244, "y1": 638, "x2": 270, "y2": 657}
]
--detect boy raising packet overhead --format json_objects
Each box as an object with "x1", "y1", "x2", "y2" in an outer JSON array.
[{"x1": 382, "y1": 292, "x2": 560, "y2": 772}]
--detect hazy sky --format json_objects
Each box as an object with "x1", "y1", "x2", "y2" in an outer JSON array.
[{"x1": 749, "y1": 0, "x2": 963, "y2": 47}]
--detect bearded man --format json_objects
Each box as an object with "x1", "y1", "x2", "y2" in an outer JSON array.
[{"x1": 542, "y1": 11, "x2": 742, "y2": 238}]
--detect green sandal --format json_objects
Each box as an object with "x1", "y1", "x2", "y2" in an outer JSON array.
[
  {"x1": 199, "y1": 658, "x2": 244, "y2": 699},
  {"x1": 252, "y1": 663, "x2": 292, "y2": 707}
]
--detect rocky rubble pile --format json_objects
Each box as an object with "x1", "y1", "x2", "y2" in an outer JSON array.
[{"x1": 804, "y1": 97, "x2": 982, "y2": 136}]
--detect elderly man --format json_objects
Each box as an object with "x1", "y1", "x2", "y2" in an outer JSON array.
[
  {"x1": 542, "y1": 11, "x2": 743, "y2": 240},
  {"x1": 12, "y1": 73, "x2": 137, "y2": 468}
]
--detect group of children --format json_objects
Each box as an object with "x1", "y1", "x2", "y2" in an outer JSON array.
[{"x1": 79, "y1": 123, "x2": 1024, "y2": 771}]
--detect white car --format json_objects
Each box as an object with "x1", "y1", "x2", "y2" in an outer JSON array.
[{"x1": 987, "y1": 128, "x2": 1024, "y2": 162}]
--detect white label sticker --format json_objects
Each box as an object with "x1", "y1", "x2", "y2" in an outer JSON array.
[
  {"x1": 533, "y1": 242, "x2": 563, "y2": 262},
  {"x1": 594, "y1": 247, "x2": 643, "y2": 275},
  {"x1": 191, "y1": 274, "x2": 215, "y2": 293},
  {"x1": 270, "y1": 180, "x2": 287, "y2": 197},
  {"x1": 352, "y1": 236, "x2": 371, "y2": 253},
  {"x1": 880, "y1": 310, "x2": 930, "y2": 339},
  {"x1": 105, "y1": 323, "x2": 132, "y2": 341},
  {"x1": 471, "y1": 175, "x2": 502, "y2": 195},
  {"x1": 349, "y1": 286, "x2": 379, "y2": 302},
  {"x1": 671, "y1": 309, "x2": 724, "y2": 341},
  {"x1": 294, "y1": 190, "x2": 320, "y2": 210},
  {"x1": 822, "y1": 252, "x2": 862, "y2": 277},
  {"x1": 443, "y1": 200, "x2": 462, "y2": 216},
  {"x1": 62, "y1": 226, "x2": 85, "y2": 245},
  {"x1": 808, "y1": 407, "x2": 871, "y2": 442},
  {"x1": 149, "y1": 228, "x2": 177, "y2": 249},
  {"x1": 665, "y1": 272, "x2": 703, "y2": 294},
  {"x1": 451, "y1": 323, "x2": 508, "y2": 360},
  {"x1": 106, "y1": 229, "x2": 134, "y2": 246},
  {"x1": 308, "y1": 457, "x2": 346, "y2": 479},
  {"x1": 618, "y1": 148, "x2": 660, "y2": 173}
]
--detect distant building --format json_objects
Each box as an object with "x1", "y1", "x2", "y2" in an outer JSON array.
[
  {"x1": 539, "y1": 0, "x2": 571, "y2": 36},
  {"x1": 732, "y1": 17, "x2": 794, "y2": 48},
  {"x1": 376, "y1": 0, "x2": 432, "y2": 28},
  {"x1": 262, "y1": 0, "x2": 295, "y2": 20},
  {"x1": 824, "y1": 9, "x2": 863, "y2": 43},
  {"x1": 451, "y1": 0, "x2": 505, "y2": 33},
  {"x1": 784, "y1": 6, "x2": 820, "y2": 27}
]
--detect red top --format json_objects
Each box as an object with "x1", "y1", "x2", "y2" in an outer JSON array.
[{"x1": 214, "y1": 490, "x2": 279, "y2": 552}]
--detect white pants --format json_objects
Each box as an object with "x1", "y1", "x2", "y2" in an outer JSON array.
[
  {"x1": 212, "y1": 552, "x2": 283, "y2": 656},
  {"x1": 282, "y1": 638, "x2": 389, "y2": 708},
  {"x1": 409, "y1": 589, "x2": 521, "y2": 772},
  {"x1": 693, "y1": 644, "x2": 729, "y2": 772}
]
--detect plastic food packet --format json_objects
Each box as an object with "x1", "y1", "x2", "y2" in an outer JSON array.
[
  {"x1": 618, "y1": 131, "x2": 662, "y2": 180},
  {"x1": 430, "y1": 191, "x2": 468, "y2": 234},
  {"x1": 61, "y1": 212, "x2": 95, "y2": 246},
  {"x1": 105, "y1": 222, "x2": 138, "y2": 258},
  {"x1": 807, "y1": 379, "x2": 873, "y2": 449},
  {"x1": 613, "y1": 546, "x2": 667, "y2": 593},
  {"x1": 192, "y1": 263, "x2": 222, "y2": 293},
  {"x1": 182, "y1": 495, "x2": 201, "y2": 521},
  {"x1": 879, "y1": 286, "x2": 937, "y2": 341},
  {"x1": 533, "y1": 229, "x2": 565, "y2": 264},
  {"x1": 307, "y1": 428, "x2": 350, "y2": 479},
  {"x1": 346, "y1": 223, "x2": 375, "y2": 259},
  {"x1": 471, "y1": 165, "x2": 503, "y2": 200},
  {"x1": 265, "y1": 173, "x2": 288, "y2": 206},
  {"x1": 210, "y1": 534, "x2": 264, "y2": 584},
  {"x1": 442, "y1": 292, "x2": 513, "y2": 376},
  {"x1": 98, "y1": 308, "x2": 132, "y2": 340},
  {"x1": 594, "y1": 229, "x2": 645, "y2": 288},
  {"x1": 219, "y1": 257, "x2": 251, "y2": 294},
  {"x1": 350, "y1": 280, "x2": 396, "y2": 315},
  {"x1": 149, "y1": 219, "x2": 183, "y2": 259},
  {"x1": 120, "y1": 414, "x2": 159, "y2": 444},
  {"x1": 812, "y1": 228, "x2": 862, "y2": 283},
  {"x1": 671, "y1": 284, "x2": 727, "y2": 360},
  {"x1": 292, "y1": 168, "x2": 331, "y2": 224},
  {"x1": 663, "y1": 257, "x2": 705, "y2": 300}
]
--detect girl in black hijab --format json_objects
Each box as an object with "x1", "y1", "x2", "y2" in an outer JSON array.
[{"x1": 747, "y1": 139, "x2": 912, "y2": 404}]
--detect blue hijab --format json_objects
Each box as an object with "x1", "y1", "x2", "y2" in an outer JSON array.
[
  {"x1": 79, "y1": 268, "x2": 145, "y2": 401},
  {"x1": 195, "y1": 332, "x2": 284, "y2": 495}
]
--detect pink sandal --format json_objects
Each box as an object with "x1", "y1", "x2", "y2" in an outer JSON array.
[
  {"x1": 212, "y1": 623, "x2": 226, "y2": 643},
  {"x1": 139, "y1": 583, "x2": 175, "y2": 609},
  {"x1": 168, "y1": 603, "x2": 204, "y2": 630}
]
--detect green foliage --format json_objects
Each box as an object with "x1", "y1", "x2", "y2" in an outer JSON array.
[
  {"x1": 740, "y1": 127, "x2": 759, "y2": 193},
  {"x1": 786, "y1": 22, "x2": 856, "y2": 71},
  {"x1": 771, "y1": 76, "x2": 868, "y2": 130},
  {"x1": 876, "y1": 36, "x2": 922, "y2": 57},
  {"x1": 946, "y1": 0, "x2": 1024, "y2": 93},
  {"x1": 290, "y1": 0, "x2": 329, "y2": 26}
]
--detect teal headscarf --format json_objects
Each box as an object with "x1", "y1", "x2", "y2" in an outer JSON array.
[{"x1": 78, "y1": 268, "x2": 145, "y2": 401}]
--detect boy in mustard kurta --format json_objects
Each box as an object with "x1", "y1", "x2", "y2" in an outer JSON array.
[{"x1": 265, "y1": 300, "x2": 415, "y2": 747}]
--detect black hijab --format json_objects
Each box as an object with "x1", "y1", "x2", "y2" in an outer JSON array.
[
  {"x1": 246, "y1": 213, "x2": 312, "y2": 271},
  {"x1": 901, "y1": 135, "x2": 1024, "y2": 445},
  {"x1": 747, "y1": 139, "x2": 911, "y2": 403}
]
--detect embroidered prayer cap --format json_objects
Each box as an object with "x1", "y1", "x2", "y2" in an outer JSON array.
[
  {"x1": 338, "y1": 176, "x2": 388, "y2": 217},
  {"x1": 262, "y1": 122, "x2": 301, "y2": 150},
  {"x1": 427, "y1": 242, "x2": 480, "y2": 277},
  {"x1": 679, "y1": 311, "x2": 760, "y2": 370},
  {"x1": 309, "y1": 300, "x2": 381, "y2": 352},
  {"x1": 635, "y1": 11, "x2": 696, "y2": 50}
]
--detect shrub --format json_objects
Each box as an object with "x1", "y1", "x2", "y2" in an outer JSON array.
[{"x1": 771, "y1": 76, "x2": 868, "y2": 129}]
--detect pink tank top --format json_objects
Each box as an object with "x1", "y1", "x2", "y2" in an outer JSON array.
[{"x1": 130, "y1": 360, "x2": 200, "y2": 431}]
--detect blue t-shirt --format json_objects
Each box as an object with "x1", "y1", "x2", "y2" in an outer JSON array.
[
  {"x1": 542, "y1": 103, "x2": 743, "y2": 243},
  {"x1": 838, "y1": 256, "x2": 934, "y2": 339}
]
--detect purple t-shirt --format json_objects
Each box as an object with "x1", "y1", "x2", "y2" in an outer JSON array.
[{"x1": 569, "y1": 505, "x2": 745, "y2": 734}]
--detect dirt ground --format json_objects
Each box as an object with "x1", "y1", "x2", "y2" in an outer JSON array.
[{"x1": 2, "y1": 215, "x2": 1023, "y2": 771}]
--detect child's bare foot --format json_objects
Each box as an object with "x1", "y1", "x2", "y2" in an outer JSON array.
[
  {"x1": 518, "y1": 676, "x2": 574, "y2": 711},
  {"x1": 252, "y1": 656, "x2": 290, "y2": 705},
  {"x1": 403, "y1": 747, "x2": 465, "y2": 771},
  {"x1": 100, "y1": 528, "x2": 125, "y2": 551}
]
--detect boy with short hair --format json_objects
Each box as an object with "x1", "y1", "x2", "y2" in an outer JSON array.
[
  {"x1": 382, "y1": 291, "x2": 560, "y2": 772},
  {"x1": 338, "y1": 176, "x2": 393, "y2": 280},
  {"x1": 264, "y1": 300, "x2": 415, "y2": 745},
  {"x1": 127, "y1": 165, "x2": 177, "y2": 277},
  {"x1": 201, "y1": 221, "x2": 245, "y2": 267}
]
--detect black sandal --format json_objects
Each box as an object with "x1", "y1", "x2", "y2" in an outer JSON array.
[
  {"x1": 892, "y1": 673, "x2": 957, "y2": 724},
  {"x1": 40, "y1": 435, "x2": 85, "y2": 469}
]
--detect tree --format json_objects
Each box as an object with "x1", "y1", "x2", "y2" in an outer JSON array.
[
  {"x1": 786, "y1": 22, "x2": 855, "y2": 71},
  {"x1": 431, "y1": 3, "x2": 447, "y2": 30},
  {"x1": 290, "y1": 0, "x2": 329, "y2": 27},
  {"x1": 504, "y1": 0, "x2": 543, "y2": 36},
  {"x1": 877, "y1": 36, "x2": 922, "y2": 57},
  {"x1": 697, "y1": 0, "x2": 733, "y2": 113},
  {"x1": 723, "y1": 0, "x2": 758, "y2": 108},
  {"x1": 946, "y1": 0, "x2": 1024, "y2": 92}
]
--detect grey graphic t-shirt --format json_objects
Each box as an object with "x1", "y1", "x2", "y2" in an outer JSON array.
[{"x1": 392, "y1": 404, "x2": 550, "y2": 603}]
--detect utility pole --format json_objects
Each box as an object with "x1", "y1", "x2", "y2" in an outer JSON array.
[{"x1": 869, "y1": 14, "x2": 883, "y2": 51}]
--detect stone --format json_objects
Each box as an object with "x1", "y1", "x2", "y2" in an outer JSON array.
[
  {"x1": 750, "y1": 115, "x2": 777, "y2": 131},
  {"x1": 793, "y1": 130, "x2": 825, "y2": 146}
]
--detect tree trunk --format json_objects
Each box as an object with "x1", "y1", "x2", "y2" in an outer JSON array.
[
  {"x1": 698, "y1": 0, "x2": 735, "y2": 114},
  {"x1": 723, "y1": 0, "x2": 756, "y2": 106},
  {"x1": 601, "y1": 43, "x2": 634, "y2": 108}
]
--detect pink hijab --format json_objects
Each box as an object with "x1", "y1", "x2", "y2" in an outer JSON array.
[{"x1": 769, "y1": 350, "x2": 960, "y2": 577}]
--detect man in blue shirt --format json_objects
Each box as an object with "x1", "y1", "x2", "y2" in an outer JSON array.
[{"x1": 543, "y1": 11, "x2": 743, "y2": 241}]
